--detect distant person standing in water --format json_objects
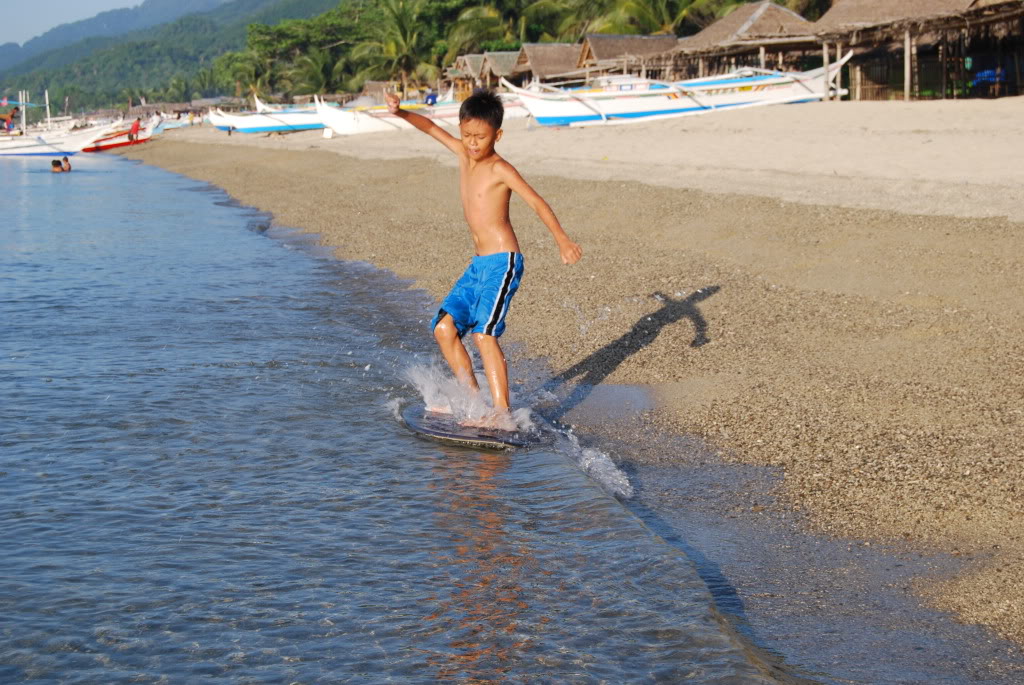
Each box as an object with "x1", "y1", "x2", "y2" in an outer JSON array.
[
  {"x1": 61, "y1": 156, "x2": 71, "y2": 172},
  {"x1": 128, "y1": 117, "x2": 142, "y2": 143},
  {"x1": 50, "y1": 160, "x2": 64, "y2": 173}
]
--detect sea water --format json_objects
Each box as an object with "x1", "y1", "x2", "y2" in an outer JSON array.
[{"x1": 0, "y1": 155, "x2": 774, "y2": 682}]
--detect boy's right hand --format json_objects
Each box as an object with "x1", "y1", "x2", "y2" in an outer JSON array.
[{"x1": 385, "y1": 92, "x2": 400, "y2": 115}]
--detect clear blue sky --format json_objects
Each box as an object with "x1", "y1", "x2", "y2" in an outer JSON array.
[{"x1": 3, "y1": 1, "x2": 140, "y2": 46}]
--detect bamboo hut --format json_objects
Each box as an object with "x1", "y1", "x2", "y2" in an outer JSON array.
[
  {"x1": 815, "y1": 0, "x2": 1024, "y2": 100},
  {"x1": 577, "y1": 34, "x2": 682, "y2": 77},
  {"x1": 512, "y1": 43, "x2": 580, "y2": 83},
  {"x1": 643, "y1": 1, "x2": 818, "y2": 80},
  {"x1": 480, "y1": 51, "x2": 522, "y2": 89},
  {"x1": 447, "y1": 54, "x2": 486, "y2": 100}
]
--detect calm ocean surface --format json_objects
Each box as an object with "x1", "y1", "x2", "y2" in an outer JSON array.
[{"x1": 0, "y1": 155, "x2": 773, "y2": 683}]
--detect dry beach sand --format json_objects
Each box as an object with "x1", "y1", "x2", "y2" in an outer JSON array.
[{"x1": 122, "y1": 97, "x2": 1024, "y2": 647}]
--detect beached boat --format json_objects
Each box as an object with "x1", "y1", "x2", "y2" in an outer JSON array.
[
  {"x1": 207, "y1": 107, "x2": 324, "y2": 134},
  {"x1": 0, "y1": 123, "x2": 111, "y2": 156},
  {"x1": 313, "y1": 94, "x2": 528, "y2": 136},
  {"x1": 500, "y1": 52, "x2": 852, "y2": 127},
  {"x1": 81, "y1": 115, "x2": 161, "y2": 152}
]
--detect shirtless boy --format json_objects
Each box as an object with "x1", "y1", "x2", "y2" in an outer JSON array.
[{"x1": 385, "y1": 90, "x2": 582, "y2": 426}]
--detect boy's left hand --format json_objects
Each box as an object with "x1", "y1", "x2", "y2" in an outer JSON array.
[{"x1": 559, "y1": 240, "x2": 582, "y2": 265}]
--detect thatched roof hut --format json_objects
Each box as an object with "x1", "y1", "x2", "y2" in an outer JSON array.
[
  {"x1": 449, "y1": 53, "x2": 485, "y2": 81},
  {"x1": 481, "y1": 51, "x2": 520, "y2": 79},
  {"x1": 813, "y1": 0, "x2": 1024, "y2": 101},
  {"x1": 513, "y1": 43, "x2": 580, "y2": 80},
  {"x1": 480, "y1": 51, "x2": 522, "y2": 87},
  {"x1": 681, "y1": 0, "x2": 815, "y2": 54},
  {"x1": 578, "y1": 34, "x2": 681, "y2": 68},
  {"x1": 814, "y1": 0, "x2": 1023, "y2": 40},
  {"x1": 815, "y1": 0, "x2": 974, "y2": 36}
]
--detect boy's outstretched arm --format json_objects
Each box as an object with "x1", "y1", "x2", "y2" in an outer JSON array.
[
  {"x1": 385, "y1": 93, "x2": 462, "y2": 156},
  {"x1": 497, "y1": 161, "x2": 582, "y2": 265}
]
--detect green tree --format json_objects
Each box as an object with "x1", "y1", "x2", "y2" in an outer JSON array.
[
  {"x1": 288, "y1": 46, "x2": 349, "y2": 94},
  {"x1": 165, "y1": 74, "x2": 191, "y2": 102},
  {"x1": 351, "y1": 0, "x2": 439, "y2": 95}
]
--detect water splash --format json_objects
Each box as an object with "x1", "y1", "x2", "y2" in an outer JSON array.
[
  {"x1": 560, "y1": 430, "x2": 634, "y2": 500},
  {"x1": 403, "y1": 363, "x2": 535, "y2": 431},
  {"x1": 403, "y1": 363, "x2": 630, "y2": 498}
]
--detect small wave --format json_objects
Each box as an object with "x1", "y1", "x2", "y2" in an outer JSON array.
[{"x1": 559, "y1": 430, "x2": 635, "y2": 500}]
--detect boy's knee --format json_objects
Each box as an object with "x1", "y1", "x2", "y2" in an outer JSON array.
[{"x1": 433, "y1": 316, "x2": 458, "y2": 342}]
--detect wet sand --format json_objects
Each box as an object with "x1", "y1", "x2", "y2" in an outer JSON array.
[{"x1": 121, "y1": 98, "x2": 1023, "y2": 649}]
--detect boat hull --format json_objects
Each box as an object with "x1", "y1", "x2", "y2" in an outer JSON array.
[
  {"x1": 314, "y1": 96, "x2": 527, "y2": 136},
  {"x1": 503, "y1": 54, "x2": 851, "y2": 127},
  {"x1": 0, "y1": 124, "x2": 110, "y2": 156},
  {"x1": 208, "y1": 109, "x2": 324, "y2": 133}
]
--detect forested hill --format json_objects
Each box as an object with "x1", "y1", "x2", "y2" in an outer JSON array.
[
  {"x1": 0, "y1": 0, "x2": 228, "y2": 73},
  {"x1": 0, "y1": 0, "x2": 342, "y2": 109}
]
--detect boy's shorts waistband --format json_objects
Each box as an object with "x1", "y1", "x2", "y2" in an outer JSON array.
[{"x1": 472, "y1": 251, "x2": 522, "y2": 263}]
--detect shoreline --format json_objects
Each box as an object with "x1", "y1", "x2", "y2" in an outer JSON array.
[{"x1": 117, "y1": 100, "x2": 1023, "y2": 651}]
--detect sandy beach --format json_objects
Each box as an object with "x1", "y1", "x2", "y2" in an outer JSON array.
[{"x1": 122, "y1": 97, "x2": 1023, "y2": 646}]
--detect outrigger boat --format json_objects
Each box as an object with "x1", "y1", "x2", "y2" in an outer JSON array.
[
  {"x1": 0, "y1": 124, "x2": 111, "y2": 156},
  {"x1": 500, "y1": 52, "x2": 852, "y2": 127},
  {"x1": 313, "y1": 94, "x2": 528, "y2": 136},
  {"x1": 81, "y1": 115, "x2": 162, "y2": 152},
  {"x1": 207, "y1": 107, "x2": 324, "y2": 134}
]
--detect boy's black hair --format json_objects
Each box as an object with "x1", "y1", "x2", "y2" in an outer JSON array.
[
  {"x1": 51, "y1": 160, "x2": 61, "y2": 167},
  {"x1": 459, "y1": 90, "x2": 504, "y2": 130}
]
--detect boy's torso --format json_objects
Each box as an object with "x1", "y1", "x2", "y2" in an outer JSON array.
[{"x1": 459, "y1": 154, "x2": 521, "y2": 257}]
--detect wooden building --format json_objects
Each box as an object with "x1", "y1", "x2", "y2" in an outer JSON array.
[
  {"x1": 634, "y1": 1, "x2": 819, "y2": 80},
  {"x1": 447, "y1": 53, "x2": 486, "y2": 100},
  {"x1": 577, "y1": 34, "x2": 682, "y2": 75},
  {"x1": 512, "y1": 43, "x2": 580, "y2": 83},
  {"x1": 480, "y1": 51, "x2": 522, "y2": 88},
  {"x1": 815, "y1": 0, "x2": 1024, "y2": 100}
]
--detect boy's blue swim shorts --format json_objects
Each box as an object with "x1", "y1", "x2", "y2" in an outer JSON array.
[{"x1": 431, "y1": 252, "x2": 524, "y2": 338}]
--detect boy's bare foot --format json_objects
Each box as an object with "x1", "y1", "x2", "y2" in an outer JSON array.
[
  {"x1": 425, "y1": 405, "x2": 453, "y2": 415},
  {"x1": 462, "y1": 410, "x2": 517, "y2": 432}
]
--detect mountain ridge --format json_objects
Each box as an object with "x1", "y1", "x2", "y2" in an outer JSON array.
[{"x1": 1, "y1": 0, "x2": 228, "y2": 73}]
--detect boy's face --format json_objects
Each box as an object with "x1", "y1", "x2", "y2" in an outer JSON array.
[{"x1": 459, "y1": 117, "x2": 502, "y2": 160}]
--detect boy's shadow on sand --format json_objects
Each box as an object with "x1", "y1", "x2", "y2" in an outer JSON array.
[{"x1": 543, "y1": 286, "x2": 720, "y2": 423}]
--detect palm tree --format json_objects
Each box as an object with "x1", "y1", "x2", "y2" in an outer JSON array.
[
  {"x1": 215, "y1": 50, "x2": 281, "y2": 98},
  {"x1": 289, "y1": 47, "x2": 348, "y2": 95},
  {"x1": 193, "y1": 68, "x2": 218, "y2": 98},
  {"x1": 589, "y1": 0, "x2": 696, "y2": 35},
  {"x1": 351, "y1": 0, "x2": 438, "y2": 96},
  {"x1": 165, "y1": 75, "x2": 190, "y2": 103},
  {"x1": 518, "y1": 0, "x2": 621, "y2": 42}
]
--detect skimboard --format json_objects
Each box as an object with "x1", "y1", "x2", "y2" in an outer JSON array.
[{"x1": 402, "y1": 403, "x2": 530, "y2": 450}]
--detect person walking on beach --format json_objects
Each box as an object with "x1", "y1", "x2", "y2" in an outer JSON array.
[
  {"x1": 385, "y1": 90, "x2": 582, "y2": 427},
  {"x1": 128, "y1": 117, "x2": 142, "y2": 143}
]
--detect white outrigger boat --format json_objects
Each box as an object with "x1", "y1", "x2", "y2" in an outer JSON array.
[
  {"x1": 500, "y1": 52, "x2": 852, "y2": 127},
  {"x1": 313, "y1": 93, "x2": 528, "y2": 136},
  {"x1": 207, "y1": 107, "x2": 325, "y2": 134},
  {"x1": 0, "y1": 123, "x2": 112, "y2": 156}
]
